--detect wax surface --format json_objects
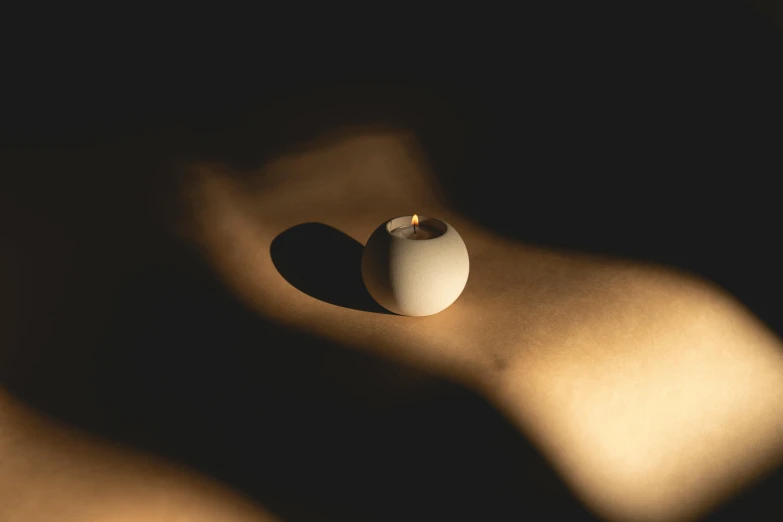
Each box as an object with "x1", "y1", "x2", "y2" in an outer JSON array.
[{"x1": 389, "y1": 225, "x2": 438, "y2": 240}]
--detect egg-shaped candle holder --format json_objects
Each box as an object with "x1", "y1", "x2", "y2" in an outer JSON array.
[{"x1": 361, "y1": 215, "x2": 469, "y2": 316}]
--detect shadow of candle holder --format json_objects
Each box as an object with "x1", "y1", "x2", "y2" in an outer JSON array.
[{"x1": 270, "y1": 222, "x2": 393, "y2": 314}]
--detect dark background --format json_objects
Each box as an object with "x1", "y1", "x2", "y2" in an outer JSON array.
[{"x1": 2, "y1": 2, "x2": 782, "y2": 520}]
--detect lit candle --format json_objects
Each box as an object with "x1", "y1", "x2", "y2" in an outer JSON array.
[
  {"x1": 362, "y1": 213, "x2": 470, "y2": 316},
  {"x1": 389, "y1": 214, "x2": 441, "y2": 240}
]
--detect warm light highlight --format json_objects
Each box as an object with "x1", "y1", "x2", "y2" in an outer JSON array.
[
  {"x1": 180, "y1": 131, "x2": 783, "y2": 522},
  {"x1": 411, "y1": 214, "x2": 419, "y2": 227}
]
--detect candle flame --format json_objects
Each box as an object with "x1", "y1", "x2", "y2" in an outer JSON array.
[{"x1": 412, "y1": 214, "x2": 419, "y2": 227}]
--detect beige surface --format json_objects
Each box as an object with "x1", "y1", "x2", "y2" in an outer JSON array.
[
  {"x1": 0, "y1": 389, "x2": 279, "y2": 522},
  {"x1": 177, "y1": 128, "x2": 783, "y2": 522},
  {"x1": 2, "y1": 126, "x2": 783, "y2": 522}
]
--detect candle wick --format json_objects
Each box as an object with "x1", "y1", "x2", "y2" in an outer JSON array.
[{"x1": 413, "y1": 224, "x2": 417, "y2": 234}]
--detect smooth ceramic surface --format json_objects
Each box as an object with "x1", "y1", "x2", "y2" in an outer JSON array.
[{"x1": 361, "y1": 216, "x2": 470, "y2": 316}]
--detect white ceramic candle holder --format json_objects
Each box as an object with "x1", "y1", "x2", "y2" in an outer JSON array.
[{"x1": 361, "y1": 215, "x2": 470, "y2": 316}]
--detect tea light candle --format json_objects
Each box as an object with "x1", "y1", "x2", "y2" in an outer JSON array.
[
  {"x1": 362, "y1": 214, "x2": 470, "y2": 316},
  {"x1": 389, "y1": 214, "x2": 440, "y2": 240}
]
